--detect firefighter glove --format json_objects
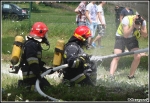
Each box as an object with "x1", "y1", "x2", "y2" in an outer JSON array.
[
  {"x1": 79, "y1": 53, "x2": 90, "y2": 63},
  {"x1": 68, "y1": 54, "x2": 89, "y2": 68},
  {"x1": 68, "y1": 58, "x2": 79, "y2": 68}
]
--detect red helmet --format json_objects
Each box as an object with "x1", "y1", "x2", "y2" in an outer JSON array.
[
  {"x1": 73, "y1": 26, "x2": 91, "y2": 41},
  {"x1": 29, "y1": 22, "x2": 48, "y2": 38}
]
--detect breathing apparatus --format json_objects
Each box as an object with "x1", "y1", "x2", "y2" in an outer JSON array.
[
  {"x1": 9, "y1": 35, "x2": 24, "y2": 74},
  {"x1": 9, "y1": 22, "x2": 50, "y2": 73},
  {"x1": 53, "y1": 39, "x2": 65, "y2": 66},
  {"x1": 10, "y1": 35, "x2": 24, "y2": 66}
]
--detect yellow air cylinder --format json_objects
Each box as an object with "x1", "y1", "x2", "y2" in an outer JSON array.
[
  {"x1": 10, "y1": 35, "x2": 24, "y2": 65},
  {"x1": 53, "y1": 39, "x2": 65, "y2": 66}
]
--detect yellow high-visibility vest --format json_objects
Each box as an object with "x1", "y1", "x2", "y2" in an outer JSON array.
[{"x1": 117, "y1": 15, "x2": 141, "y2": 39}]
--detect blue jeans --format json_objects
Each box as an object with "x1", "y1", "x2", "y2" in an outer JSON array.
[
  {"x1": 77, "y1": 22, "x2": 86, "y2": 26},
  {"x1": 87, "y1": 22, "x2": 97, "y2": 38}
]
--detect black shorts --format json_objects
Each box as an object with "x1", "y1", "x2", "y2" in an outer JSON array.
[{"x1": 114, "y1": 36, "x2": 139, "y2": 52}]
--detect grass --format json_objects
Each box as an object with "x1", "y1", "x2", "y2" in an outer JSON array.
[{"x1": 1, "y1": 2, "x2": 149, "y2": 101}]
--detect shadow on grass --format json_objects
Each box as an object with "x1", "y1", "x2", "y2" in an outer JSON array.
[
  {"x1": 2, "y1": 80, "x2": 148, "y2": 101},
  {"x1": 96, "y1": 78, "x2": 148, "y2": 101}
]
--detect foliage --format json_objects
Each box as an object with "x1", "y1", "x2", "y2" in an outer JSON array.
[{"x1": 30, "y1": 2, "x2": 40, "y2": 12}]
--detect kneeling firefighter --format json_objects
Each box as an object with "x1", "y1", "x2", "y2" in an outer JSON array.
[
  {"x1": 14, "y1": 22, "x2": 52, "y2": 90},
  {"x1": 62, "y1": 26, "x2": 98, "y2": 86}
]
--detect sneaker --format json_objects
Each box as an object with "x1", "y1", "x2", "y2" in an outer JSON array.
[
  {"x1": 108, "y1": 74, "x2": 115, "y2": 81},
  {"x1": 86, "y1": 45, "x2": 92, "y2": 50},
  {"x1": 128, "y1": 75, "x2": 135, "y2": 79},
  {"x1": 99, "y1": 46, "x2": 104, "y2": 48},
  {"x1": 92, "y1": 42, "x2": 96, "y2": 48}
]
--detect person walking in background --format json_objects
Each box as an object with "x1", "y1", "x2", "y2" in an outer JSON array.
[
  {"x1": 120, "y1": 6, "x2": 134, "y2": 22},
  {"x1": 114, "y1": 5, "x2": 124, "y2": 29},
  {"x1": 85, "y1": 1, "x2": 98, "y2": 49},
  {"x1": 91, "y1": 1, "x2": 106, "y2": 48},
  {"x1": 74, "y1": 1, "x2": 87, "y2": 26},
  {"x1": 109, "y1": 12, "x2": 148, "y2": 79}
]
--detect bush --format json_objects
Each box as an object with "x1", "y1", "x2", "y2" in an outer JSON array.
[{"x1": 31, "y1": 2, "x2": 40, "y2": 13}]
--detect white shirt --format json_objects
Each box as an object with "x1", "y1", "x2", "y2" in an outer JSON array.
[
  {"x1": 86, "y1": 3, "x2": 98, "y2": 23},
  {"x1": 97, "y1": 5, "x2": 106, "y2": 24},
  {"x1": 116, "y1": 16, "x2": 146, "y2": 37}
]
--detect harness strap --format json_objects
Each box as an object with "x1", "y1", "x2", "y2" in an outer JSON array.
[
  {"x1": 14, "y1": 41, "x2": 24, "y2": 48},
  {"x1": 55, "y1": 48, "x2": 64, "y2": 54}
]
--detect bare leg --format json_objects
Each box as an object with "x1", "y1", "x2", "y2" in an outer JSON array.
[
  {"x1": 93, "y1": 35, "x2": 101, "y2": 42},
  {"x1": 129, "y1": 48, "x2": 141, "y2": 77},
  {"x1": 109, "y1": 49, "x2": 122, "y2": 76},
  {"x1": 88, "y1": 37, "x2": 92, "y2": 45}
]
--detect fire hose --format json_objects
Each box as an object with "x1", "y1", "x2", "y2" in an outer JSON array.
[
  {"x1": 35, "y1": 47, "x2": 148, "y2": 101},
  {"x1": 35, "y1": 64, "x2": 68, "y2": 101},
  {"x1": 90, "y1": 47, "x2": 149, "y2": 62}
]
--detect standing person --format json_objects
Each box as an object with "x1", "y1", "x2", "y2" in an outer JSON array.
[
  {"x1": 120, "y1": 7, "x2": 134, "y2": 52},
  {"x1": 109, "y1": 13, "x2": 148, "y2": 79},
  {"x1": 62, "y1": 26, "x2": 98, "y2": 86},
  {"x1": 14, "y1": 22, "x2": 52, "y2": 90},
  {"x1": 120, "y1": 7, "x2": 134, "y2": 22},
  {"x1": 85, "y1": 1, "x2": 98, "y2": 49},
  {"x1": 114, "y1": 5, "x2": 124, "y2": 29},
  {"x1": 91, "y1": 1, "x2": 106, "y2": 48},
  {"x1": 75, "y1": 1, "x2": 87, "y2": 26}
]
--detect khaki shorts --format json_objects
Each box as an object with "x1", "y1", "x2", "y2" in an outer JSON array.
[{"x1": 97, "y1": 24, "x2": 105, "y2": 36}]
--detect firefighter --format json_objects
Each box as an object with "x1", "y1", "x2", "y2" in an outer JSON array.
[
  {"x1": 16, "y1": 22, "x2": 52, "y2": 90},
  {"x1": 62, "y1": 26, "x2": 98, "y2": 86}
]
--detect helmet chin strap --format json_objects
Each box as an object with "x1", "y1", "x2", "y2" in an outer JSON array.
[
  {"x1": 74, "y1": 33, "x2": 86, "y2": 41},
  {"x1": 41, "y1": 37, "x2": 50, "y2": 51}
]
